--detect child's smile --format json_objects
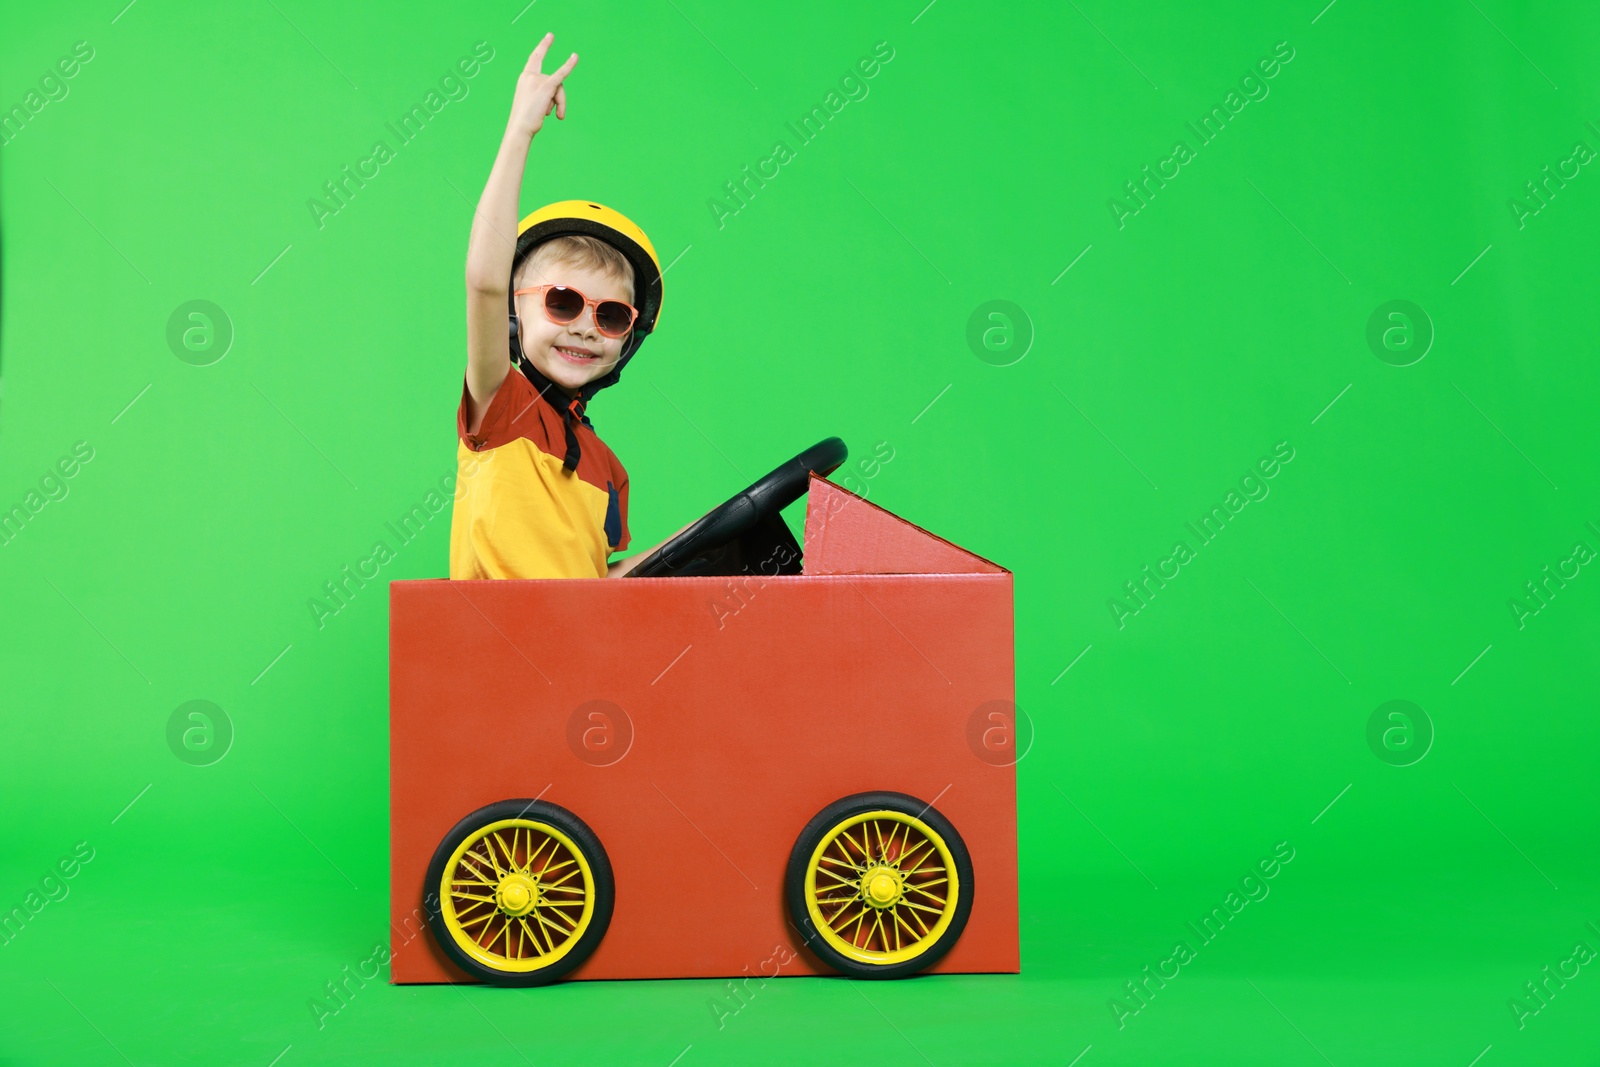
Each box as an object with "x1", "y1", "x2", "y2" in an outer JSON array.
[{"x1": 554, "y1": 343, "x2": 601, "y2": 364}]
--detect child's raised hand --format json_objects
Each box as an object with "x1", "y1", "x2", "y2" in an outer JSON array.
[{"x1": 509, "y1": 32, "x2": 578, "y2": 138}]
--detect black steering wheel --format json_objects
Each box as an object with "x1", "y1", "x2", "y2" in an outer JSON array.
[{"x1": 626, "y1": 438, "x2": 847, "y2": 578}]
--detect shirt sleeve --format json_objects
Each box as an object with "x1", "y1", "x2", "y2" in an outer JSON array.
[{"x1": 458, "y1": 367, "x2": 551, "y2": 451}]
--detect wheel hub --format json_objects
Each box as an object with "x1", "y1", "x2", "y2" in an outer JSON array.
[
  {"x1": 862, "y1": 865, "x2": 903, "y2": 908},
  {"x1": 495, "y1": 872, "x2": 539, "y2": 917}
]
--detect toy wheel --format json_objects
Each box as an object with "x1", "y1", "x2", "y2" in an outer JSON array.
[
  {"x1": 786, "y1": 791, "x2": 974, "y2": 979},
  {"x1": 423, "y1": 799, "x2": 614, "y2": 986}
]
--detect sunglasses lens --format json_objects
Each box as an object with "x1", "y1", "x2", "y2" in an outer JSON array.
[
  {"x1": 544, "y1": 287, "x2": 584, "y2": 322},
  {"x1": 595, "y1": 301, "x2": 633, "y2": 336}
]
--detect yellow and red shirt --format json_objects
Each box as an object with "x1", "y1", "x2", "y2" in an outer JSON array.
[{"x1": 448, "y1": 368, "x2": 630, "y2": 579}]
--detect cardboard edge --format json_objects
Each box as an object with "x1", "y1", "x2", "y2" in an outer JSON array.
[{"x1": 805, "y1": 472, "x2": 1012, "y2": 575}]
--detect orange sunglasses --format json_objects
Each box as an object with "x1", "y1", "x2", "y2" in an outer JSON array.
[{"x1": 514, "y1": 284, "x2": 640, "y2": 339}]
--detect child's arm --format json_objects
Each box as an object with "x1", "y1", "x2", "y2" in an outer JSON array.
[
  {"x1": 605, "y1": 520, "x2": 697, "y2": 578},
  {"x1": 462, "y1": 33, "x2": 579, "y2": 433}
]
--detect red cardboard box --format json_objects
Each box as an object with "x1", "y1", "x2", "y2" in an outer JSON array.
[{"x1": 388, "y1": 473, "x2": 1017, "y2": 982}]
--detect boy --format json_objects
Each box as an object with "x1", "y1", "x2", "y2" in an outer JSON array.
[{"x1": 451, "y1": 33, "x2": 685, "y2": 579}]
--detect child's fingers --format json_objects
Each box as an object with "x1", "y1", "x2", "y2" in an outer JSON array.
[
  {"x1": 555, "y1": 83, "x2": 567, "y2": 119},
  {"x1": 552, "y1": 52, "x2": 578, "y2": 81},
  {"x1": 528, "y1": 31, "x2": 553, "y2": 71}
]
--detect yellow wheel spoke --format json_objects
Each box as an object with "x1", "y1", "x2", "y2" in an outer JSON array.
[
  {"x1": 516, "y1": 917, "x2": 545, "y2": 956},
  {"x1": 856, "y1": 910, "x2": 875, "y2": 950},
  {"x1": 839, "y1": 828, "x2": 868, "y2": 859},
  {"x1": 829, "y1": 840, "x2": 865, "y2": 871},
  {"x1": 540, "y1": 899, "x2": 585, "y2": 913},
  {"x1": 453, "y1": 891, "x2": 497, "y2": 904},
  {"x1": 542, "y1": 912, "x2": 583, "y2": 934},
  {"x1": 533, "y1": 840, "x2": 565, "y2": 879},
  {"x1": 529, "y1": 910, "x2": 556, "y2": 954},
  {"x1": 899, "y1": 898, "x2": 946, "y2": 916},
  {"x1": 483, "y1": 835, "x2": 505, "y2": 879},
  {"x1": 898, "y1": 840, "x2": 936, "y2": 869},
  {"x1": 892, "y1": 907, "x2": 922, "y2": 943},
  {"x1": 854, "y1": 910, "x2": 875, "y2": 943},
  {"x1": 815, "y1": 867, "x2": 858, "y2": 888},
  {"x1": 452, "y1": 868, "x2": 494, "y2": 887},
  {"x1": 480, "y1": 917, "x2": 505, "y2": 954},
  {"x1": 497, "y1": 831, "x2": 518, "y2": 874},
  {"x1": 477, "y1": 839, "x2": 505, "y2": 880},
  {"x1": 527, "y1": 834, "x2": 556, "y2": 876},
  {"x1": 456, "y1": 905, "x2": 493, "y2": 928},
  {"x1": 537, "y1": 857, "x2": 577, "y2": 881},
  {"x1": 533, "y1": 909, "x2": 569, "y2": 945},
  {"x1": 825, "y1": 897, "x2": 860, "y2": 925},
  {"x1": 815, "y1": 895, "x2": 862, "y2": 906},
  {"x1": 544, "y1": 868, "x2": 584, "y2": 890},
  {"x1": 540, "y1": 908, "x2": 585, "y2": 927}
]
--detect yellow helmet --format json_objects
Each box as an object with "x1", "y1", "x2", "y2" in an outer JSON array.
[{"x1": 511, "y1": 200, "x2": 664, "y2": 390}]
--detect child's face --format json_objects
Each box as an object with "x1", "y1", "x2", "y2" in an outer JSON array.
[{"x1": 515, "y1": 260, "x2": 634, "y2": 396}]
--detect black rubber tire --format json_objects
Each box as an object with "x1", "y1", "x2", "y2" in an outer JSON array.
[
  {"x1": 785, "y1": 791, "x2": 975, "y2": 980},
  {"x1": 423, "y1": 799, "x2": 614, "y2": 987}
]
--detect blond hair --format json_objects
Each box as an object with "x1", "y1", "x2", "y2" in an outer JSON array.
[{"x1": 515, "y1": 234, "x2": 635, "y2": 303}]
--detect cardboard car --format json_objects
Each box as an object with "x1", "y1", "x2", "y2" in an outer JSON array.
[{"x1": 388, "y1": 443, "x2": 1018, "y2": 985}]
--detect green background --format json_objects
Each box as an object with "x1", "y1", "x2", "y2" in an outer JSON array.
[{"x1": 2, "y1": 0, "x2": 1598, "y2": 1063}]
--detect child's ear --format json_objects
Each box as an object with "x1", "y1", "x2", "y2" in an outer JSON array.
[{"x1": 508, "y1": 314, "x2": 527, "y2": 365}]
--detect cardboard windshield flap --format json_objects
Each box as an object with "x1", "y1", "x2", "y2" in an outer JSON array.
[{"x1": 389, "y1": 472, "x2": 1017, "y2": 982}]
